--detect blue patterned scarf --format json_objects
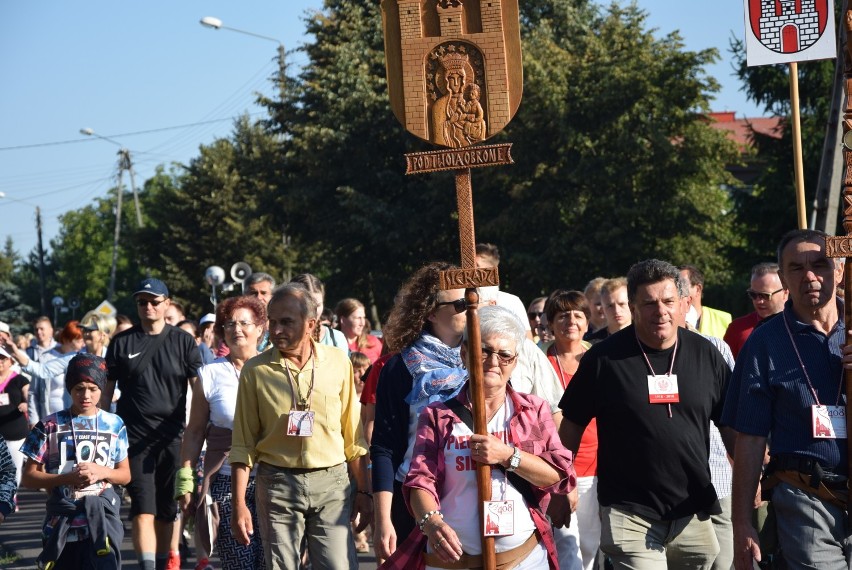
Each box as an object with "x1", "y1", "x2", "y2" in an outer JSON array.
[{"x1": 402, "y1": 331, "x2": 466, "y2": 414}]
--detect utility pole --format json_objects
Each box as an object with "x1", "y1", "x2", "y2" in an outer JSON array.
[
  {"x1": 107, "y1": 168, "x2": 125, "y2": 303},
  {"x1": 36, "y1": 206, "x2": 47, "y2": 316}
]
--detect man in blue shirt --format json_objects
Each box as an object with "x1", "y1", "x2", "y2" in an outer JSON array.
[{"x1": 724, "y1": 229, "x2": 849, "y2": 569}]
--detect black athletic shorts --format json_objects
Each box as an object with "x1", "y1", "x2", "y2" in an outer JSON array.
[{"x1": 127, "y1": 438, "x2": 181, "y2": 521}]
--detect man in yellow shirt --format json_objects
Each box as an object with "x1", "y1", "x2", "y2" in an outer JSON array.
[{"x1": 230, "y1": 283, "x2": 371, "y2": 569}]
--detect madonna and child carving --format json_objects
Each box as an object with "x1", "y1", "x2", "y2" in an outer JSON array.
[{"x1": 429, "y1": 44, "x2": 487, "y2": 148}]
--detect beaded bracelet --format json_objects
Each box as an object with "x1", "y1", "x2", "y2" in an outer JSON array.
[{"x1": 417, "y1": 510, "x2": 443, "y2": 531}]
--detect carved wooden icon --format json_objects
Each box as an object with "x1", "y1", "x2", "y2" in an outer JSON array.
[{"x1": 381, "y1": 0, "x2": 523, "y2": 148}]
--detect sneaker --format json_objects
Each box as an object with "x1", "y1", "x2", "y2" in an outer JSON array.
[
  {"x1": 165, "y1": 552, "x2": 181, "y2": 570},
  {"x1": 194, "y1": 558, "x2": 214, "y2": 570}
]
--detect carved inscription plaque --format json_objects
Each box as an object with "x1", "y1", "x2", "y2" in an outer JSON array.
[
  {"x1": 826, "y1": 236, "x2": 852, "y2": 257},
  {"x1": 440, "y1": 266, "x2": 499, "y2": 289},
  {"x1": 405, "y1": 143, "x2": 513, "y2": 174}
]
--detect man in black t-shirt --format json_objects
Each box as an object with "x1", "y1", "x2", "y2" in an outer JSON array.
[
  {"x1": 559, "y1": 259, "x2": 735, "y2": 569},
  {"x1": 102, "y1": 278, "x2": 201, "y2": 570}
]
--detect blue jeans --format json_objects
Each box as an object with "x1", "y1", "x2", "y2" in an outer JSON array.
[{"x1": 600, "y1": 506, "x2": 718, "y2": 569}]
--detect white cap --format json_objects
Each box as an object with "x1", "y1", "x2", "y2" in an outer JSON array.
[
  {"x1": 199, "y1": 313, "x2": 216, "y2": 326},
  {"x1": 0, "y1": 322, "x2": 9, "y2": 334}
]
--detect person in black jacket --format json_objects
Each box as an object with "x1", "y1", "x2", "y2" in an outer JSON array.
[{"x1": 371, "y1": 261, "x2": 467, "y2": 563}]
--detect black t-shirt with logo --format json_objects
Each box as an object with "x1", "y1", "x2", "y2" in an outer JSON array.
[
  {"x1": 106, "y1": 324, "x2": 202, "y2": 445},
  {"x1": 559, "y1": 325, "x2": 730, "y2": 521}
]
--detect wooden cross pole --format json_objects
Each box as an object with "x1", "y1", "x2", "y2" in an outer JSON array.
[
  {"x1": 824, "y1": 7, "x2": 852, "y2": 518},
  {"x1": 406, "y1": 143, "x2": 513, "y2": 570}
]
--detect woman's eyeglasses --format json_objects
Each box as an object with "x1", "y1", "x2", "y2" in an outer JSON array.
[
  {"x1": 436, "y1": 298, "x2": 466, "y2": 314},
  {"x1": 480, "y1": 347, "x2": 518, "y2": 366},
  {"x1": 223, "y1": 320, "x2": 257, "y2": 331}
]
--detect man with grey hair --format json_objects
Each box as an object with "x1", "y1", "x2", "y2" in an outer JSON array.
[
  {"x1": 245, "y1": 272, "x2": 276, "y2": 351},
  {"x1": 559, "y1": 259, "x2": 734, "y2": 569},
  {"x1": 723, "y1": 262, "x2": 787, "y2": 359},
  {"x1": 244, "y1": 272, "x2": 276, "y2": 306},
  {"x1": 230, "y1": 283, "x2": 371, "y2": 569},
  {"x1": 724, "y1": 229, "x2": 849, "y2": 569}
]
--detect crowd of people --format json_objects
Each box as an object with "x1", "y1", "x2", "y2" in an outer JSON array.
[{"x1": 0, "y1": 231, "x2": 848, "y2": 570}]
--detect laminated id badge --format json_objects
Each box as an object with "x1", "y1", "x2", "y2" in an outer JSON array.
[
  {"x1": 287, "y1": 410, "x2": 315, "y2": 437},
  {"x1": 483, "y1": 500, "x2": 514, "y2": 537},
  {"x1": 648, "y1": 374, "x2": 679, "y2": 404},
  {"x1": 811, "y1": 405, "x2": 847, "y2": 439},
  {"x1": 0, "y1": 393, "x2": 9, "y2": 406}
]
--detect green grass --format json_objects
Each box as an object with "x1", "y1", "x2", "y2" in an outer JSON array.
[{"x1": 0, "y1": 543, "x2": 22, "y2": 565}]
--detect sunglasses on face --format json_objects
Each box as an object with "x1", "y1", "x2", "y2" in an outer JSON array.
[
  {"x1": 436, "y1": 298, "x2": 466, "y2": 314},
  {"x1": 746, "y1": 288, "x2": 784, "y2": 302},
  {"x1": 136, "y1": 299, "x2": 165, "y2": 307},
  {"x1": 527, "y1": 311, "x2": 543, "y2": 319}
]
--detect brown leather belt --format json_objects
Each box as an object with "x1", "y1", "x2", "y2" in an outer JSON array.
[
  {"x1": 766, "y1": 470, "x2": 848, "y2": 511},
  {"x1": 422, "y1": 530, "x2": 540, "y2": 570}
]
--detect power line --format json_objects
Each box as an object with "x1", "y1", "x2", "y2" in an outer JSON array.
[{"x1": 0, "y1": 114, "x2": 264, "y2": 152}]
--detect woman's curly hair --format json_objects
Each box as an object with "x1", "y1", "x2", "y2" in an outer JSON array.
[{"x1": 381, "y1": 261, "x2": 458, "y2": 352}]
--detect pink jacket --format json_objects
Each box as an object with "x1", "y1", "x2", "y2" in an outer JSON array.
[{"x1": 386, "y1": 387, "x2": 575, "y2": 569}]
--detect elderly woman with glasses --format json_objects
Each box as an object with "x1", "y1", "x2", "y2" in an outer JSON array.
[
  {"x1": 176, "y1": 296, "x2": 267, "y2": 570},
  {"x1": 384, "y1": 305, "x2": 576, "y2": 570}
]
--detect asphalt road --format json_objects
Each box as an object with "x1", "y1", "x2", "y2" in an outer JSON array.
[{"x1": 0, "y1": 488, "x2": 377, "y2": 569}]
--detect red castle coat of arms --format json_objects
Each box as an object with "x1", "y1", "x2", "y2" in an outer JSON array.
[{"x1": 748, "y1": 0, "x2": 830, "y2": 54}]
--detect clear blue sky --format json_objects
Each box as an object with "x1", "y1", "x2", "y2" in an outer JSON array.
[{"x1": 0, "y1": 1, "x2": 776, "y2": 257}]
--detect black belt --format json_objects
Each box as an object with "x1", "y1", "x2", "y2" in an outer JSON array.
[{"x1": 768, "y1": 454, "x2": 848, "y2": 490}]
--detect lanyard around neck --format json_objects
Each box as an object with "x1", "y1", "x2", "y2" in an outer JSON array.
[
  {"x1": 284, "y1": 346, "x2": 316, "y2": 411},
  {"x1": 782, "y1": 312, "x2": 843, "y2": 407}
]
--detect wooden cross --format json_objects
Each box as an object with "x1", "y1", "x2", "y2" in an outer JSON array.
[
  {"x1": 824, "y1": 6, "x2": 852, "y2": 513},
  {"x1": 406, "y1": 143, "x2": 513, "y2": 570}
]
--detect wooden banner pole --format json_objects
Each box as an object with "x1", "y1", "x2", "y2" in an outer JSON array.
[
  {"x1": 454, "y1": 167, "x2": 496, "y2": 569},
  {"x1": 826, "y1": 9, "x2": 852, "y2": 525},
  {"x1": 790, "y1": 61, "x2": 808, "y2": 229}
]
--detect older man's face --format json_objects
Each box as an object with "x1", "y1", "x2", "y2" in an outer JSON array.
[
  {"x1": 247, "y1": 281, "x2": 274, "y2": 306},
  {"x1": 749, "y1": 272, "x2": 788, "y2": 319},
  {"x1": 267, "y1": 295, "x2": 316, "y2": 357},
  {"x1": 631, "y1": 279, "x2": 681, "y2": 350},
  {"x1": 779, "y1": 238, "x2": 842, "y2": 314}
]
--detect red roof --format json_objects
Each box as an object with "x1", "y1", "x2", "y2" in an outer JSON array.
[{"x1": 707, "y1": 111, "x2": 783, "y2": 151}]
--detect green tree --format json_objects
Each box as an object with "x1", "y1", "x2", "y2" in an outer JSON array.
[
  {"x1": 137, "y1": 118, "x2": 294, "y2": 318},
  {"x1": 729, "y1": 37, "x2": 836, "y2": 265},
  {"x1": 266, "y1": 0, "x2": 463, "y2": 314},
  {"x1": 269, "y1": 0, "x2": 741, "y2": 312}
]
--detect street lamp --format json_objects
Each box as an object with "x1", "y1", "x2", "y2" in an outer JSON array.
[
  {"x1": 80, "y1": 127, "x2": 144, "y2": 302},
  {"x1": 0, "y1": 192, "x2": 49, "y2": 316},
  {"x1": 199, "y1": 16, "x2": 287, "y2": 100}
]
